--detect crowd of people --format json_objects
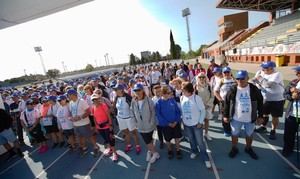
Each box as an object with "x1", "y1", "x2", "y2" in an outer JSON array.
[{"x1": 0, "y1": 57, "x2": 299, "y2": 170}]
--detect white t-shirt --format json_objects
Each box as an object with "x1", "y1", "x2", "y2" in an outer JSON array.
[
  {"x1": 20, "y1": 109, "x2": 40, "y2": 127},
  {"x1": 150, "y1": 71, "x2": 161, "y2": 84},
  {"x1": 254, "y1": 70, "x2": 284, "y2": 101},
  {"x1": 57, "y1": 105, "x2": 73, "y2": 130},
  {"x1": 18, "y1": 100, "x2": 26, "y2": 112},
  {"x1": 116, "y1": 97, "x2": 131, "y2": 119},
  {"x1": 214, "y1": 78, "x2": 236, "y2": 100},
  {"x1": 180, "y1": 94, "x2": 206, "y2": 126},
  {"x1": 233, "y1": 85, "x2": 252, "y2": 123},
  {"x1": 69, "y1": 99, "x2": 90, "y2": 126}
]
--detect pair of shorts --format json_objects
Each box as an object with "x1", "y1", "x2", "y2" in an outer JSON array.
[
  {"x1": 206, "y1": 107, "x2": 213, "y2": 120},
  {"x1": 117, "y1": 117, "x2": 137, "y2": 131},
  {"x1": 0, "y1": 128, "x2": 17, "y2": 145},
  {"x1": 162, "y1": 123, "x2": 182, "y2": 142},
  {"x1": 98, "y1": 128, "x2": 115, "y2": 146},
  {"x1": 63, "y1": 129, "x2": 75, "y2": 137},
  {"x1": 140, "y1": 131, "x2": 154, "y2": 145},
  {"x1": 230, "y1": 120, "x2": 255, "y2": 137},
  {"x1": 263, "y1": 100, "x2": 284, "y2": 117},
  {"x1": 44, "y1": 125, "x2": 59, "y2": 134},
  {"x1": 74, "y1": 124, "x2": 92, "y2": 138}
]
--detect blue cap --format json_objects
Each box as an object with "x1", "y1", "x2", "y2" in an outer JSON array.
[
  {"x1": 293, "y1": 66, "x2": 300, "y2": 72},
  {"x1": 11, "y1": 93, "x2": 19, "y2": 98},
  {"x1": 129, "y1": 79, "x2": 136, "y2": 84},
  {"x1": 67, "y1": 89, "x2": 77, "y2": 96},
  {"x1": 26, "y1": 99, "x2": 34, "y2": 105},
  {"x1": 48, "y1": 95, "x2": 57, "y2": 102},
  {"x1": 133, "y1": 83, "x2": 144, "y2": 91},
  {"x1": 178, "y1": 71, "x2": 188, "y2": 79},
  {"x1": 222, "y1": 67, "x2": 231, "y2": 73},
  {"x1": 261, "y1": 61, "x2": 276, "y2": 69},
  {"x1": 113, "y1": 84, "x2": 125, "y2": 90},
  {"x1": 109, "y1": 80, "x2": 117, "y2": 88},
  {"x1": 57, "y1": 95, "x2": 67, "y2": 101},
  {"x1": 31, "y1": 92, "x2": 39, "y2": 98},
  {"x1": 42, "y1": 96, "x2": 49, "y2": 102},
  {"x1": 21, "y1": 92, "x2": 28, "y2": 97},
  {"x1": 235, "y1": 70, "x2": 248, "y2": 79},
  {"x1": 212, "y1": 67, "x2": 222, "y2": 73}
]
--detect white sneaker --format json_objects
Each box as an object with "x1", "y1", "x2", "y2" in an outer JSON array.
[
  {"x1": 190, "y1": 153, "x2": 197, "y2": 159},
  {"x1": 146, "y1": 151, "x2": 152, "y2": 162},
  {"x1": 205, "y1": 161, "x2": 212, "y2": 168},
  {"x1": 103, "y1": 148, "x2": 112, "y2": 156},
  {"x1": 149, "y1": 152, "x2": 160, "y2": 163},
  {"x1": 205, "y1": 134, "x2": 212, "y2": 141}
]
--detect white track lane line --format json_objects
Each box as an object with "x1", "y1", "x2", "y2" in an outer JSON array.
[
  {"x1": 144, "y1": 131, "x2": 158, "y2": 179},
  {"x1": 83, "y1": 152, "x2": 105, "y2": 179},
  {"x1": 204, "y1": 138, "x2": 221, "y2": 179},
  {"x1": 256, "y1": 133, "x2": 300, "y2": 174},
  {"x1": 0, "y1": 147, "x2": 39, "y2": 176},
  {"x1": 35, "y1": 149, "x2": 70, "y2": 179}
]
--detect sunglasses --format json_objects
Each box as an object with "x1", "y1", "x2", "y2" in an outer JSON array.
[{"x1": 198, "y1": 76, "x2": 206, "y2": 79}]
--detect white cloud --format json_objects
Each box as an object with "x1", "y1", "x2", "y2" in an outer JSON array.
[{"x1": 0, "y1": 0, "x2": 170, "y2": 80}]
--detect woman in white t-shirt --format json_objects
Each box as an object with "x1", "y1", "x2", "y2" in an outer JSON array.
[{"x1": 56, "y1": 95, "x2": 75, "y2": 150}]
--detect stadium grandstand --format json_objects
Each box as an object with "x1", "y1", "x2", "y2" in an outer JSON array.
[{"x1": 203, "y1": 0, "x2": 300, "y2": 66}]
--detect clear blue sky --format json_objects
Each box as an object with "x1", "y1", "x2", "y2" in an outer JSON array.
[{"x1": 140, "y1": 0, "x2": 269, "y2": 52}]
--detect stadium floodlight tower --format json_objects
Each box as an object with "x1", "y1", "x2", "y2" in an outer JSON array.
[
  {"x1": 34, "y1": 46, "x2": 47, "y2": 75},
  {"x1": 182, "y1": 8, "x2": 192, "y2": 52}
]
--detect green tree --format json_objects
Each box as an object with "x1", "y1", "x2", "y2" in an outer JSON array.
[
  {"x1": 175, "y1": 44, "x2": 182, "y2": 59},
  {"x1": 129, "y1": 53, "x2": 136, "y2": 65},
  {"x1": 85, "y1": 64, "x2": 94, "y2": 72},
  {"x1": 170, "y1": 30, "x2": 177, "y2": 59},
  {"x1": 46, "y1": 69, "x2": 60, "y2": 79}
]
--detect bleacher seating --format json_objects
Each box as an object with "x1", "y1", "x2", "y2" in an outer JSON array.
[{"x1": 238, "y1": 10, "x2": 300, "y2": 48}]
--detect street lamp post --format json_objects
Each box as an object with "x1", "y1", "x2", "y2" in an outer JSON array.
[
  {"x1": 182, "y1": 8, "x2": 192, "y2": 52},
  {"x1": 34, "y1": 46, "x2": 47, "y2": 75}
]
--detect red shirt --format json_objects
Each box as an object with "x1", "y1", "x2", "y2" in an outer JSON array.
[{"x1": 91, "y1": 103, "x2": 109, "y2": 129}]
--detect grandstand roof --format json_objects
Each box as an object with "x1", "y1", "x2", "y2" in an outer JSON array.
[{"x1": 216, "y1": 0, "x2": 296, "y2": 12}]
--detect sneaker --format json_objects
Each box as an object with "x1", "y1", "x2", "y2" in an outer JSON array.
[
  {"x1": 52, "y1": 143, "x2": 59, "y2": 149},
  {"x1": 125, "y1": 144, "x2": 132, "y2": 153},
  {"x1": 254, "y1": 126, "x2": 267, "y2": 133},
  {"x1": 103, "y1": 148, "x2": 113, "y2": 156},
  {"x1": 80, "y1": 147, "x2": 88, "y2": 156},
  {"x1": 149, "y1": 152, "x2": 160, "y2": 164},
  {"x1": 190, "y1": 153, "x2": 197, "y2": 159},
  {"x1": 205, "y1": 134, "x2": 212, "y2": 141},
  {"x1": 135, "y1": 145, "x2": 141, "y2": 154},
  {"x1": 269, "y1": 130, "x2": 276, "y2": 140},
  {"x1": 224, "y1": 132, "x2": 231, "y2": 137},
  {"x1": 59, "y1": 141, "x2": 65, "y2": 148},
  {"x1": 205, "y1": 161, "x2": 212, "y2": 168},
  {"x1": 245, "y1": 147, "x2": 258, "y2": 160},
  {"x1": 176, "y1": 150, "x2": 182, "y2": 159},
  {"x1": 168, "y1": 150, "x2": 174, "y2": 159},
  {"x1": 159, "y1": 141, "x2": 164, "y2": 149},
  {"x1": 146, "y1": 151, "x2": 152, "y2": 162},
  {"x1": 112, "y1": 153, "x2": 118, "y2": 162},
  {"x1": 228, "y1": 147, "x2": 239, "y2": 158}
]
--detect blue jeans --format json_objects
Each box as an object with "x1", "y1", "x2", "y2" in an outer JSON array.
[{"x1": 184, "y1": 125, "x2": 209, "y2": 161}]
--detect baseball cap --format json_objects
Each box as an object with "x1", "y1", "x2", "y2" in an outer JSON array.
[
  {"x1": 67, "y1": 89, "x2": 77, "y2": 96},
  {"x1": 113, "y1": 84, "x2": 125, "y2": 90},
  {"x1": 129, "y1": 79, "x2": 136, "y2": 84},
  {"x1": 57, "y1": 95, "x2": 67, "y2": 101},
  {"x1": 212, "y1": 67, "x2": 222, "y2": 73},
  {"x1": 261, "y1": 61, "x2": 276, "y2": 69},
  {"x1": 293, "y1": 66, "x2": 300, "y2": 72},
  {"x1": 133, "y1": 83, "x2": 144, "y2": 91},
  {"x1": 222, "y1": 67, "x2": 231, "y2": 73},
  {"x1": 48, "y1": 95, "x2": 57, "y2": 102},
  {"x1": 235, "y1": 70, "x2": 248, "y2": 79},
  {"x1": 26, "y1": 99, "x2": 34, "y2": 105}
]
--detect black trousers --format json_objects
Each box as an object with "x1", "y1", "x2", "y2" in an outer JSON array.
[
  {"x1": 283, "y1": 116, "x2": 298, "y2": 153},
  {"x1": 157, "y1": 125, "x2": 164, "y2": 143},
  {"x1": 221, "y1": 101, "x2": 231, "y2": 133}
]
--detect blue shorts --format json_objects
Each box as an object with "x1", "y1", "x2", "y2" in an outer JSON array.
[
  {"x1": 0, "y1": 128, "x2": 17, "y2": 145},
  {"x1": 74, "y1": 124, "x2": 92, "y2": 138},
  {"x1": 230, "y1": 120, "x2": 255, "y2": 137}
]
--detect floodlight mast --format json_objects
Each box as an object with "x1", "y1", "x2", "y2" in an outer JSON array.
[{"x1": 182, "y1": 8, "x2": 192, "y2": 52}]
